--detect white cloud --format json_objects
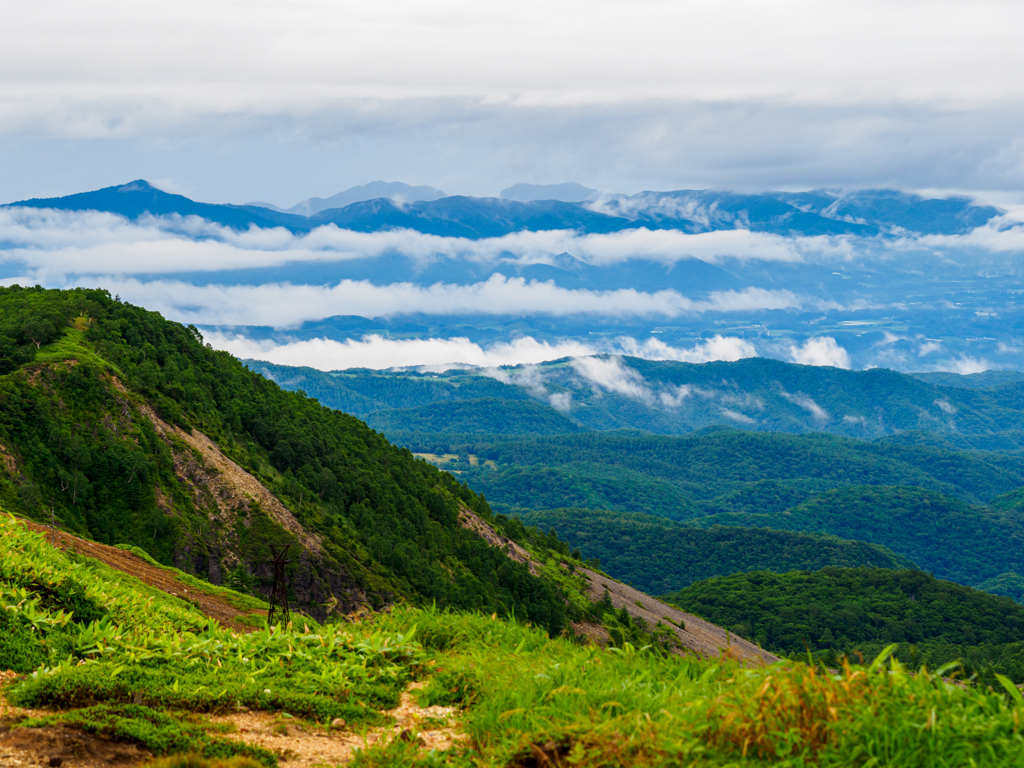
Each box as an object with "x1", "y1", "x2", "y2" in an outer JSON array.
[
  {"x1": 37, "y1": 275, "x2": 810, "y2": 328},
  {"x1": 616, "y1": 335, "x2": 758, "y2": 364},
  {"x1": 0, "y1": 207, "x2": 839, "y2": 276},
  {"x1": 721, "y1": 409, "x2": 756, "y2": 425},
  {"x1": 659, "y1": 385, "x2": 692, "y2": 408},
  {"x1": 570, "y1": 356, "x2": 653, "y2": 403},
  {"x1": 918, "y1": 340, "x2": 942, "y2": 356},
  {"x1": 780, "y1": 390, "x2": 830, "y2": 422},
  {"x1": 548, "y1": 392, "x2": 573, "y2": 413},
  {"x1": 788, "y1": 337, "x2": 851, "y2": 369},
  {"x1": 207, "y1": 331, "x2": 760, "y2": 372},
  {"x1": 3, "y1": 1, "x2": 1023, "y2": 116},
  {"x1": 934, "y1": 398, "x2": 957, "y2": 415},
  {"x1": 210, "y1": 333, "x2": 595, "y2": 370},
  {"x1": 935, "y1": 356, "x2": 991, "y2": 375},
  {"x1": 842, "y1": 415, "x2": 866, "y2": 425}
]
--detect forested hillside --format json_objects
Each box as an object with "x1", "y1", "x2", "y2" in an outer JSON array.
[
  {"x1": 0, "y1": 286, "x2": 565, "y2": 629},
  {"x1": 690, "y1": 486, "x2": 1024, "y2": 593},
  {"x1": 518, "y1": 508, "x2": 913, "y2": 595},
  {"x1": 253, "y1": 356, "x2": 1024, "y2": 448},
  {"x1": 395, "y1": 429, "x2": 1024, "y2": 519},
  {"x1": 666, "y1": 568, "x2": 1024, "y2": 684}
]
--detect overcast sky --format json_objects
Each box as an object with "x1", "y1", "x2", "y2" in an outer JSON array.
[{"x1": 2, "y1": 0, "x2": 1024, "y2": 205}]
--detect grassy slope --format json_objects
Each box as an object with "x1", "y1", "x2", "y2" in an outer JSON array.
[{"x1": 5, "y1": 514, "x2": 1024, "y2": 767}]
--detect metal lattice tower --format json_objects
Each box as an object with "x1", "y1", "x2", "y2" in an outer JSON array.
[{"x1": 266, "y1": 544, "x2": 292, "y2": 627}]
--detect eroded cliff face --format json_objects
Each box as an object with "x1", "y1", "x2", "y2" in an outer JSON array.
[{"x1": 127, "y1": 384, "x2": 370, "y2": 619}]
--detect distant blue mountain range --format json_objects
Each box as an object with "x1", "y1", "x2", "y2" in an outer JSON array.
[{"x1": 3, "y1": 180, "x2": 1000, "y2": 239}]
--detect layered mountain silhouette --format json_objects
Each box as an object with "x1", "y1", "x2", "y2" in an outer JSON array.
[
  {"x1": 4, "y1": 180, "x2": 999, "y2": 238},
  {"x1": 249, "y1": 180, "x2": 448, "y2": 216},
  {"x1": 500, "y1": 182, "x2": 600, "y2": 202}
]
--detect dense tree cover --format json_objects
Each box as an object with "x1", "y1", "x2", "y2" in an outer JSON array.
[
  {"x1": 0, "y1": 286, "x2": 566, "y2": 632},
  {"x1": 364, "y1": 398, "x2": 582, "y2": 435},
  {"x1": 245, "y1": 360, "x2": 533, "y2": 417},
  {"x1": 261, "y1": 355, "x2": 1024, "y2": 448},
  {"x1": 691, "y1": 486, "x2": 1024, "y2": 592},
  {"x1": 665, "y1": 568, "x2": 1024, "y2": 683},
  {"x1": 518, "y1": 508, "x2": 913, "y2": 595},
  {"x1": 379, "y1": 431, "x2": 1024, "y2": 598},
  {"x1": 392, "y1": 430, "x2": 1024, "y2": 515}
]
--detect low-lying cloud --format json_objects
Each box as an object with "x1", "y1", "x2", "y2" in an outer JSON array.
[
  {"x1": 58, "y1": 276, "x2": 808, "y2": 327},
  {"x1": 208, "y1": 332, "x2": 758, "y2": 372},
  {"x1": 788, "y1": 337, "x2": 851, "y2": 369},
  {"x1": 571, "y1": 356, "x2": 654, "y2": 403},
  {"x1": 0, "y1": 207, "x2": 844, "y2": 278}
]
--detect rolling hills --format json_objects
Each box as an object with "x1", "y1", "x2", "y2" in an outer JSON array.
[
  {"x1": 517, "y1": 508, "x2": 913, "y2": 596},
  {"x1": 252, "y1": 356, "x2": 1024, "y2": 446}
]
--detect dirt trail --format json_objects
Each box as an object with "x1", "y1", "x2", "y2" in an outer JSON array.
[
  {"x1": 17, "y1": 518, "x2": 263, "y2": 634},
  {"x1": 0, "y1": 671, "x2": 463, "y2": 768},
  {"x1": 211, "y1": 681, "x2": 465, "y2": 767}
]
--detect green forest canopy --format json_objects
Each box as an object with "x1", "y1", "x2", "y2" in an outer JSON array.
[
  {"x1": 519, "y1": 508, "x2": 913, "y2": 595},
  {"x1": 666, "y1": 567, "x2": 1024, "y2": 684}
]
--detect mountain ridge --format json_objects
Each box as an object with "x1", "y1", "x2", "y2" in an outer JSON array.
[{"x1": 4, "y1": 179, "x2": 1000, "y2": 238}]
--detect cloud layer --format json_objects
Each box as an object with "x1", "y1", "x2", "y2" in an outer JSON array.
[{"x1": 209, "y1": 332, "x2": 759, "y2": 371}]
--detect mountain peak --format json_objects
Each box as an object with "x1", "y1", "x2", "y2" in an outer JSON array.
[
  {"x1": 116, "y1": 179, "x2": 158, "y2": 193},
  {"x1": 500, "y1": 182, "x2": 600, "y2": 202},
  {"x1": 286, "y1": 181, "x2": 448, "y2": 216}
]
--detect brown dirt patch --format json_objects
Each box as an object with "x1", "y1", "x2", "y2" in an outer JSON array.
[
  {"x1": 576, "y1": 567, "x2": 777, "y2": 665},
  {"x1": 457, "y1": 505, "x2": 538, "y2": 576},
  {"x1": 1, "y1": 670, "x2": 150, "y2": 768},
  {"x1": 0, "y1": 440, "x2": 17, "y2": 476},
  {"x1": 209, "y1": 682, "x2": 465, "y2": 766},
  {"x1": 132, "y1": 395, "x2": 323, "y2": 557},
  {"x1": 0, "y1": 723, "x2": 150, "y2": 768},
  {"x1": 16, "y1": 519, "x2": 263, "y2": 634}
]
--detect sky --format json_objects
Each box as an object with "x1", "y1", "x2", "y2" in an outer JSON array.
[
  {"x1": 3, "y1": 0, "x2": 1024, "y2": 205},
  {"x1": 3, "y1": 1, "x2": 1023, "y2": 374}
]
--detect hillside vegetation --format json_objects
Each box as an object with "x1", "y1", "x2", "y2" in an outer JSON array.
[
  {"x1": 254, "y1": 355, "x2": 1024, "y2": 447},
  {"x1": 0, "y1": 286, "x2": 564, "y2": 629},
  {"x1": 519, "y1": 508, "x2": 913, "y2": 595},
  {"x1": 691, "y1": 486, "x2": 1024, "y2": 594},
  {"x1": 666, "y1": 568, "x2": 1024, "y2": 685},
  {"x1": 4, "y1": 515, "x2": 1024, "y2": 767}
]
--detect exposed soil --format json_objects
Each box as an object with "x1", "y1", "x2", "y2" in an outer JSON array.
[
  {"x1": 458, "y1": 504, "x2": 539, "y2": 575},
  {"x1": 0, "y1": 670, "x2": 464, "y2": 767},
  {"x1": 0, "y1": 723, "x2": 151, "y2": 768},
  {"x1": 576, "y1": 565, "x2": 778, "y2": 664},
  {"x1": 17, "y1": 519, "x2": 263, "y2": 634},
  {"x1": 1, "y1": 670, "x2": 152, "y2": 768},
  {"x1": 132, "y1": 395, "x2": 323, "y2": 558},
  {"x1": 456, "y1": 506, "x2": 778, "y2": 665},
  {"x1": 210, "y1": 681, "x2": 465, "y2": 767}
]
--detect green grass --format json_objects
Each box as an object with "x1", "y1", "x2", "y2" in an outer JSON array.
[
  {"x1": 34, "y1": 327, "x2": 120, "y2": 373},
  {"x1": 5, "y1": 510, "x2": 1024, "y2": 766},
  {"x1": 114, "y1": 544, "x2": 273, "y2": 615}
]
